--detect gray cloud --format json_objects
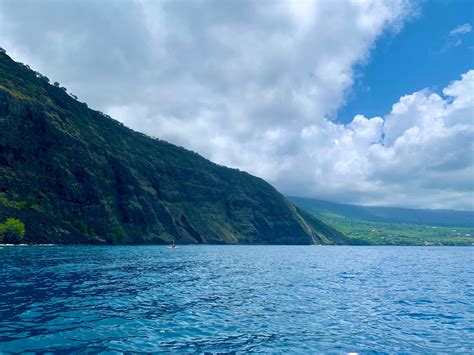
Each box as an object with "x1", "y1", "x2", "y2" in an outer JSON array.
[{"x1": 1, "y1": 0, "x2": 472, "y2": 210}]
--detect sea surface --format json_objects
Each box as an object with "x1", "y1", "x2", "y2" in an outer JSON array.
[{"x1": 0, "y1": 245, "x2": 473, "y2": 353}]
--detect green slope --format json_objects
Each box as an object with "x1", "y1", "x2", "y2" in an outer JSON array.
[
  {"x1": 289, "y1": 197, "x2": 474, "y2": 246},
  {"x1": 0, "y1": 50, "x2": 348, "y2": 245}
]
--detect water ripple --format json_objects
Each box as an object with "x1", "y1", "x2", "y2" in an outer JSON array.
[{"x1": 0, "y1": 245, "x2": 473, "y2": 352}]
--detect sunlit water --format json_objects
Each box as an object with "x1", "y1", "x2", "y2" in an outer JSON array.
[{"x1": 0, "y1": 245, "x2": 473, "y2": 352}]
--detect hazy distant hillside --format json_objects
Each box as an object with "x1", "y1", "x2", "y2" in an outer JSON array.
[
  {"x1": 289, "y1": 196, "x2": 474, "y2": 246},
  {"x1": 0, "y1": 51, "x2": 348, "y2": 245},
  {"x1": 288, "y1": 197, "x2": 474, "y2": 228}
]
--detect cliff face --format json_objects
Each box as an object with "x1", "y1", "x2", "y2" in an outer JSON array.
[{"x1": 0, "y1": 51, "x2": 347, "y2": 245}]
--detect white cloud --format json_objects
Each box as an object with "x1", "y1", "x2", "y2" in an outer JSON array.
[
  {"x1": 449, "y1": 23, "x2": 472, "y2": 36},
  {"x1": 1, "y1": 0, "x2": 472, "y2": 210},
  {"x1": 444, "y1": 23, "x2": 472, "y2": 49},
  {"x1": 289, "y1": 70, "x2": 474, "y2": 210}
]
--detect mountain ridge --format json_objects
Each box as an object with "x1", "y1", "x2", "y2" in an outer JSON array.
[{"x1": 0, "y1": 50, "x2": 348, "y2": 245}]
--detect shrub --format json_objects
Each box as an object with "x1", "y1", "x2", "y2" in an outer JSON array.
[
  {"x1": 17, "y1": 197, "x2": 37, "y2": 209},
  {"x1": 0, "y1": 218, "x2": 26, "y2": 244}
]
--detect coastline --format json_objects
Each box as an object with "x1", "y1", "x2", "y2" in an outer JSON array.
[{"x1": 0, "y1": 244, "x2": 57, "y2": 247}]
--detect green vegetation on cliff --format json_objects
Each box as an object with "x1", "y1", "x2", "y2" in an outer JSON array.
[
  {"x1": 0, "y1": 217, "x2": 25, "y2": 244},
  {"x1": 0, "y1": 50, "x2": 347, "y2": 245}
]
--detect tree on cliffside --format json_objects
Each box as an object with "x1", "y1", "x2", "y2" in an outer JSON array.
[{"x1": 0, "y1": 218, "x2": 26, "y2": 244}]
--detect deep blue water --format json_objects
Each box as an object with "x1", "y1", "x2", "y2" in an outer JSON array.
[{"x1": 0, "y1": 245, "x2": 473, "y2": 353}]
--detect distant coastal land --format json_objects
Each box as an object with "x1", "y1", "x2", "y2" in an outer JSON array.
[{"x1": 289, "y1": 197, "x2": 474, "y2": 246}]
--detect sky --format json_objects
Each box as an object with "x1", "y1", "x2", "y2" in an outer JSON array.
[
  {"x1": 0, "y1": 0, "x2": 473, "y2": 210},
  {"x1": 338, "y1": 0, "x2": 474, "y2": 122}
]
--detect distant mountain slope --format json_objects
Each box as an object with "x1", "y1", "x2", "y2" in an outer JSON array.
[
  {"x1": 0, "y1": 50, "x2": 348, "y2": 245},
  {"x1": 288, "y1": 197, "x2": 474, "y2": 227}
]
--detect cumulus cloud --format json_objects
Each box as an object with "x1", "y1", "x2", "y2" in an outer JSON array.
[
  {"x1": 270, "y1": 70, "x2": 473, "y2": 210},
  {"x1": 1, "y1": 0, "x2": 472, "y2": 210},
  {"x1": 336, "y1": 71, "x2": 474, "y2": 210}
]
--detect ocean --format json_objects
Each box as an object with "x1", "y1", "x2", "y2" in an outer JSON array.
[{"x1": 1, "y1": 245, "x2": 472, "y2": 352}]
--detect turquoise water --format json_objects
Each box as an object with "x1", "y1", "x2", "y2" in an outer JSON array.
[{"x1": 0, "y1": 245, "x2": 473, "y2": 352}]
